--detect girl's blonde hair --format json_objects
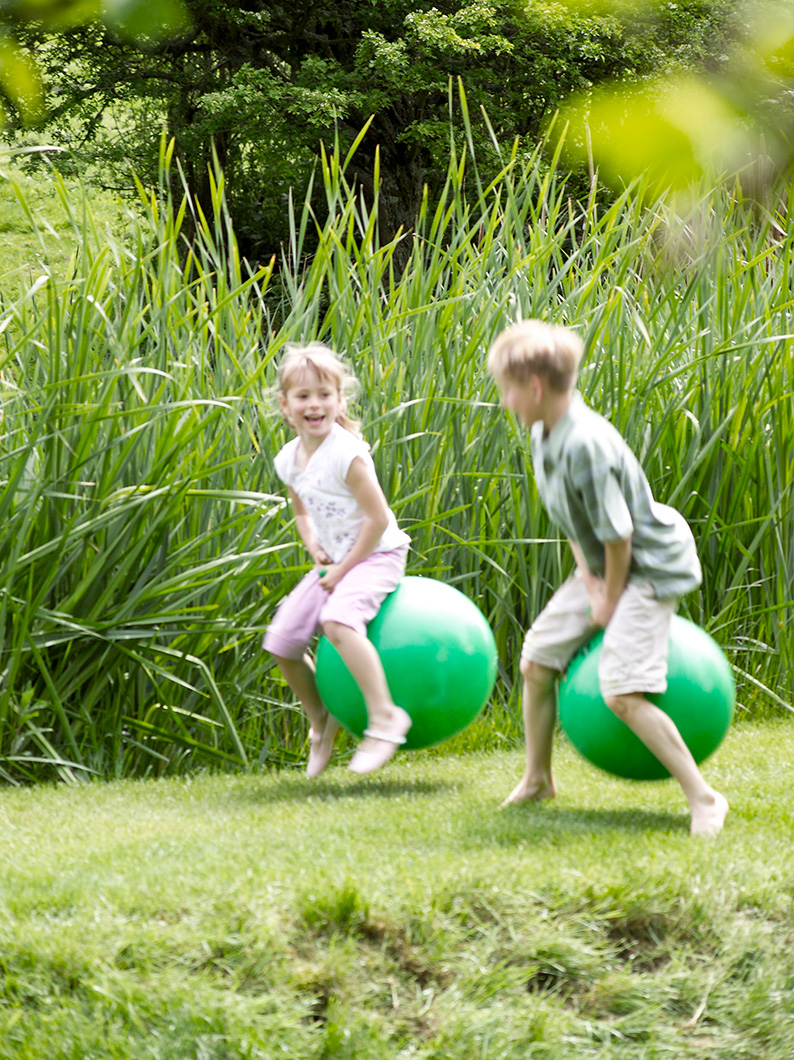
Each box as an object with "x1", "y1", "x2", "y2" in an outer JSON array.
[
  {"x1": 276, "y1": 343, "x2": 364, "y2": 440},
  {"x1": 487, "y1": 320, "x2": 583, "y2": 393}
]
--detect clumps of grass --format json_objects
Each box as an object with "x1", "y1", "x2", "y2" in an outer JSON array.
[
  {"x1": 0, "y1": 911, "x2": 319, "y2": 1060},
  {"x1": 0, "y1": 152, "x2": 129, "y2": 302},
  {"x1": 3, "y1": 737, "x2": 794, "y2": 1058},
  {"x1": 288, "y1": 871, "x2": 785, "y2": 1058},
  {"x1": 299, "y1": 880, "x2": 372, "y2": 937},
  {"x1": 294, "y1": 878, "x2": 448, "y2": 1044}
]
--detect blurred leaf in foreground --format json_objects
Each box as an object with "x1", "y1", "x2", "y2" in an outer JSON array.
[
  {"x1": 1, "y1": 0, "x2": 102, "y2": 31},
  {"x1": 101, "y1": 0, "x2": 191, "y2": 44},
  {"x1": 0, "y1": 32, "x2": 43, "y2": 125},
  {"x1": 557, "y1": 1, "x2": 794, "y2": 193},
  {"x1": 560, "y1": 75, "x2": 750, "y2": 192},
  {"x1": 0, "y1": 0, "x2": 190, "y2": 127}
]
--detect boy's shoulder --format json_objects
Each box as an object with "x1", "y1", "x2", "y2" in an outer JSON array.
[
  {"x1": 545, "y1": 396, "x2": 635, "y2": 483},
  {"x1": 566, "y1": 392, "x2": 610, "y2": 427},
  {"x1": 548, "y1": 394, "x2": 626, "y2": 456}
]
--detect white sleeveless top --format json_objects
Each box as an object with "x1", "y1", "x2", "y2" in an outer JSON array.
[{"x1": 273, "y1": 424, "x2": 410, "y2": 564}]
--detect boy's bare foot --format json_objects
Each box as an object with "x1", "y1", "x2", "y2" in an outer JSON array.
[
  {"x1": 500, "y1": 775, "x2": 557, "y2": 808},
  {"x1": 306, "y1": 713, "x2": 341, "y2": 779},
  {"x1": 690, "y1": 791, "x2": 729, "y2": 836}
]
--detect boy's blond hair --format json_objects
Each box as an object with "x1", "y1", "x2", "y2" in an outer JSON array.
[{"x1": 487, "y1": 320, "x2": 583, "y2": 393}]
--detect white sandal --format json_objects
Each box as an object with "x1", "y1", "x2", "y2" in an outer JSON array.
[
  {"x1": 348, "y1": 708, "x2": 412, "y2": 775},
  {"x1": 306, "y1": 714, "x2": 340, "y2": 779}
]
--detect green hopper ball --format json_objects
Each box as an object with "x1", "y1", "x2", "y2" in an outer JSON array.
[
  {"x1": 315, "y1": 576, "x2": 498, "y2": 749},
  {"x1": 558, "y1": 615, "x2": 735, "y2": 781}
]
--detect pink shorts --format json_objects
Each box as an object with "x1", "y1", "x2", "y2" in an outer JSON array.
[{"x1": 263, "y1": 547, "x2": 408, "y2": 660}]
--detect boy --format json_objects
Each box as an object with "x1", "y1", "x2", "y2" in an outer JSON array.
[{"x1": 488, "y1": 319, "x2": 729, "y2": 836}]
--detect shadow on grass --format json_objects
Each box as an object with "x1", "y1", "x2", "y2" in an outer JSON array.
[
  {"x1": 239, "y1": 772, "x2": 458, "y2": 805},
  {"x1": 470, "y1": 803, "x2": 687, "y2": 844}
]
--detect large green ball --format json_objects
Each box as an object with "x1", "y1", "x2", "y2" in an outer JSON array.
[
  {"x1": 315, "y1": 576, "x2": 497, "y2": 749},
  {"x1": 558, "y1": 616, "x2": 734, "y2": 780}
]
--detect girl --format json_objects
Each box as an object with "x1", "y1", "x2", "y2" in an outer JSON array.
[{"x1": 264, "y1": 344, "x2": 412, "y2": 777}]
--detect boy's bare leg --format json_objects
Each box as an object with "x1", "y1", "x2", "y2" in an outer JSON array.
[
  {"x1": 605, "y1": 692, "x2": 729, "y2": 835},
  {"x1": 272, "y1": 653, "x2": 340, "y2": 778},
  {"x1": 322, "y1": 621, "x2": 411, "y2": 773},
  {"x1": 501, "y1": 659, "x2": 559, "y2": 806}
]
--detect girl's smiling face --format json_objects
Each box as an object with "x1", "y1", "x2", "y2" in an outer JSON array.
[{"x1": 280, "y1": 367, "x2": 342, "y2": 442}]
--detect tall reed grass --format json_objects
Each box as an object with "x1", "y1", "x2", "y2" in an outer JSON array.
[{"x1": 1, "y1": 121, "x2": 792, "y2": 782}]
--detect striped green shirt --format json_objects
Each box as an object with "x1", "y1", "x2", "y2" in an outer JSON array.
[{"x1": 530, "y1": 394, "x2": 702, "y2": 599}]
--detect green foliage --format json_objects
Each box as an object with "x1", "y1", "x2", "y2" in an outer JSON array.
[
  {"x1": 0, "y1": 143, "x2": 290, "y2": 781},
  {"x1": 12, "y1": 0, "x2": 740, "y2": 257},
  {"x1": 1, "y1": 730, "x2": 794, "y2": 1057},
  {"x1": 0, "y1": 116, "x2": 792, "y2": 782}
]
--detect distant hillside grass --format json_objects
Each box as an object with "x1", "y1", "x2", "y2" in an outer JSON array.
[{"x1": 0, "y1": 150, "x2": 127, "y2": 301}]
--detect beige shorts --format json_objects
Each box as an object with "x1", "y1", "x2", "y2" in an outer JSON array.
[{"x1": 521, "y1": 573, "x2": 678, "y2": 697}]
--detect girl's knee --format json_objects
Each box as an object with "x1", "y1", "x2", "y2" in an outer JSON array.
[
  {"x1": 270, "y1": 651, "x2": 304, "y2": 670},
  {"x1": 321, "y1": 620, "x2": 350, "y2": 648}
]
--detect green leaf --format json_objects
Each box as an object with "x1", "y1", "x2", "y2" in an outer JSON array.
[
  {"x1": 0, "y1": 34, "x2": 43, "y2": 124},
  {"x1": 559, "y1": 76, "x2": 748, "y2": 190},
  {"x1": 753, "y1": 10, "x2": 794, "y2": 77},
  {"x1": 101, "y1": 0, "x2": 190, "y2": 43},
  {"x1": 3, "y1": 0, "x2": 102, "y2": 30}
]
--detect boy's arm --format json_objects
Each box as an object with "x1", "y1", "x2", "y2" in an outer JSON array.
[
  {"x1": 589, "y1": 535, "x2": 632, "y2": 628},
  {"x1": 288, "y1": 487, "x2": 331, "y2": 566},
  {"x1": 569, "y1": 539, "x2": 601, "y2": 595}
]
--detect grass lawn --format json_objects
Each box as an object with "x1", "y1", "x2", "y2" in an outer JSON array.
[
  {"x1": 0, "y1": 153, "x2": 127, "y2": 302},
  {"x1": 1, "y1": 720, "x2": 792, "y2": 1059}
]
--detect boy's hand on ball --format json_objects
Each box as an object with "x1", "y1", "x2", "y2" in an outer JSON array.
[{"x1": 588, "y1": 585, "x2": 617, "y2": 628}]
